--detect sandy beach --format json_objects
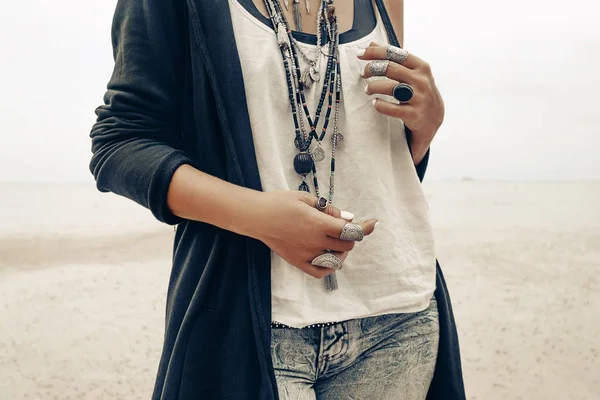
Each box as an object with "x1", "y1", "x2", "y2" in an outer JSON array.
[{"x1": 1, "y1": 181, "x2": 599, "y2": 400}]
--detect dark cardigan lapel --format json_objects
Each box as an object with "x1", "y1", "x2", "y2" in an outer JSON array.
[{"x1": 185, "y1": 0, "x2": 465, "y2": 398}]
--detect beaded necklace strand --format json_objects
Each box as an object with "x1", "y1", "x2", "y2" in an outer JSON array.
[{"x1": 263, "y1": 0, "x2": 343, "y2": 290}]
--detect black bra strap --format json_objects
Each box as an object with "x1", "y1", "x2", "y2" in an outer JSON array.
[{"x1": 372, "y1": 0, "x2": 401, "y2": 48}]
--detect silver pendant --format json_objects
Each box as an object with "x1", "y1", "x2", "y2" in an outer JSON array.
[
  {"x1": 305, "y1": 0, "x2": 310, "y2": 13},
  {"x1": 284, "y1": 0, "x2": 289, "y2": 10},
  {"x1": 331, "y1": 132, "x2": 344, "y2": 146},
  {"x1": 312, "y1": 145, "x2": 325, "y2": 162}
]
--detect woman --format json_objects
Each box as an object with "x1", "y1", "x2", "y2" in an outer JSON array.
[{"x1": 89, "y1": 0, "x2": 465, "y2": 399}]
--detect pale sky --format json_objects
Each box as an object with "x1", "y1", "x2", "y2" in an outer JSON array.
[{"x1": 1, "y1": 0, "x2": 598, "y2": 182}]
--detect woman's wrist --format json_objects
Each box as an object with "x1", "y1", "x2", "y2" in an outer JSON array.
[
  {"x1": 228, "y1": 189, "x2": 270, "y2": 240},
  {"x1": 166, "y1": 164, "x2": 268, "y2": 239}
]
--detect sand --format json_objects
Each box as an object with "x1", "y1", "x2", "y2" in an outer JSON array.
[{"x1": 1, "y1": 181, "x2": 599, "y2": 400}]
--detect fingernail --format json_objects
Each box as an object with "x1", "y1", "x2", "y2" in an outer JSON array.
[
  {"x1": 372, "y1": 99, "x2": 377, "y2": 106},
  {"x1": 374, "y1": 221, "x2": 380, "y2": 229},
  {"x1": 363, "y1": 85, "x2": 368, "y2": 94},
  {"x1": 341, "y1": 210, "x2": 354, "y2": 220},
  {"x1": 356, "y1": 49, "x2": 365, "y2": 57}
]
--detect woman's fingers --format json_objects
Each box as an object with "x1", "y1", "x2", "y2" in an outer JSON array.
[
  {"x1": 361, "y1": 58, "x2": 412, "y2": 81},
  {"x1": 359, "y1": 42, "x2": 426, "y2": 70},
  {"x1": 365, "y1": 79, "x2": 417, "y2": 99},
  {"x1": 357, "y1": 218, "x2": 379, "y2": 237},
  {"x1": 321, "y1": 216, "x2": 379, "y2": 240},
  {"x1": 300, "y1": 251, "x2": 349, "y2": 279},
  {"x1": 295, "y1": 191, "x2": 376, "y2": 245},
  {"x1": 372, "y1": 98, "x2": 417, "y2": 121},
  {"x1": 322, "y1": 237, "x2": 356, "y2": 252},
  {"x1": 296, "y1": 191, "x2": 354, "y2": 221},
  {"x1": 299, "y1": 262, "x2": 335, "y2": 279}
]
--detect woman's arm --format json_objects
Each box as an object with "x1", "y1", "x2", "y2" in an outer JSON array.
[
  {"x1": 90, "y1": 0, "x2": 377, "y2": 277},
  {"x1": 366, "y1": 0, "x2": 444, "y2": 172},
  {"x1": 384, "y1": 0, "x2": 431, "y2": 167},
  {"x1": 89, "y1": 0, "x2": 192, "y2": 225}
]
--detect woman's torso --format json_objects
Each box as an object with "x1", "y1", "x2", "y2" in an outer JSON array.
[{"x1": 229, "y1": 0, "x2": 437, "y2": 327}]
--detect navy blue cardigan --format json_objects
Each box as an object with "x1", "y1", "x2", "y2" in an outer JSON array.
[{"x1": 89, "y1": 0, "x2": 466, "y2": 398}]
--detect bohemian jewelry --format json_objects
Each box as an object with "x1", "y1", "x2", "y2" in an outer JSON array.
[
  {"x1": 386, "y1": 44, "x2": 409, "y2": 65},
  {"x1": 339, "y1": 222, "x2": 365, "y2": 242},
  {"x1": 369, "y1": 60, "x2": 389, "y2": 76},
  {"x1": 311, "y1": 251, "x2": 343, "y2": 270},
  {"x1": 315, "y1": 196, "x2": 328, "y2": 212},
  {"x1": 291, "y1": 1, "x2": 324, "y2": 89},
  {"x1": 392, "y1": 83, "x2": 414, "y2": 103},
  {"x1": 293, "y1": 0, "x2": 302, "y2": 31},
  {"x1": 264, "y1": 0, "x2": 343, "y2": 290},
  {"x1": 288, "y1": 0, "x2": 313, "y2": 31}
]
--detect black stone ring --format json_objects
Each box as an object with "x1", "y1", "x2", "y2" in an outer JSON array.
[{"x1": 393, "y1": 83, "x2": 414, "y2": 104}]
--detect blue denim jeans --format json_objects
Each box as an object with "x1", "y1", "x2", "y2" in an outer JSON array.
[{"x1": 271, "y1": 297, "x2": 439, "y2": 400}]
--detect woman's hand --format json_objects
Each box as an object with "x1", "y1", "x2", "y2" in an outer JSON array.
[
  {"x1": 248, "y1": 191, "x2": 378, "y2": 279},
  {"x1": 166, "y1": 166, "x2": 376, "y2": 279},
  {"x1": 359, "y1": 42, "x2": 445, "y2": 164}
]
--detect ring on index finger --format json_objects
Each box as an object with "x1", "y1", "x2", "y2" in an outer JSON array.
[
  {"x1": 386, "y1": 45, "x2": 409, "y2": 65},
  {"x1": 339, "y1": 222, "x2": 364, "y2": 242}
]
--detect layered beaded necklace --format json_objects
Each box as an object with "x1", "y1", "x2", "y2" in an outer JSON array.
[{"x1": 263, "y1": 0, "x2": 343, "y2": 290}]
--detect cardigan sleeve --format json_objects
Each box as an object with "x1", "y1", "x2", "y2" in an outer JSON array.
[{"x1": 88, "y1": 0, "x2": 194, "y2": 225}]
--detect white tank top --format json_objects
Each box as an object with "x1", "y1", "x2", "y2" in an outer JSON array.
[{"x1": 229, "y1": 0, "x2": 437, "y2": 327}]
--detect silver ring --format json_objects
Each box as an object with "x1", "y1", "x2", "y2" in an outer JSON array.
[
  {"x1": 339, "y1": 222, "x2": 364, "y2": 242},
  {"x1": 392, "y1": 83, "x2": 414, "y2": 104},
  {"x1": 386, "y1": 45, "x2": 409, "y2": 65},
  {"x1": 315, "y1": 196, "x2": 328, "y2": 212},
  {"x1": 311, "y1": 252, "x2": 343, "y2": 270},
  {"x1": 368, "y1": 60, "x2": 389, "y2": 77}
]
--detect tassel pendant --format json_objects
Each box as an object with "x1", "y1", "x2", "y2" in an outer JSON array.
[
  {"x1": 305, "y1": 0, "x2": 310, "y2": 14},
  {"x1": 325, "y1": 273, "x2": 338, "y2": 291},
  {"x1": 309, "y1": 64, "x2": 320, "y2": 81},
  {"x1": 298, "y1": 180, "x2": 310, "y2": 192},
  {"x1": 293, "y1": 0, "x2": 302, "y2": 31},
  {"x1": 300, "y1": 68, "x2": 312, "y2": 89}
]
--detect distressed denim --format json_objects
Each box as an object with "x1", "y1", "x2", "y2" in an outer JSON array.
[{"x1": 271, "y1": 298, "x2": 439, "y2": 400}]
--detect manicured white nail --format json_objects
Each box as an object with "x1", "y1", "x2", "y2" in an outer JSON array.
[
  {"x1": 356, "y1": 49, "x2": 365, "y2": 57},
  {"x1": 374, "y1": 221, "x2": 381, "y2": 229},
  {"x1": 372, "y1": 99, "x2": 377, "y2": 106},
  {"x1": 364, "y1": 85, "x2": 368, "y2": 94},
  {"x1": 341, "y1": 210, "x2": 354, "y2": 221}
]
